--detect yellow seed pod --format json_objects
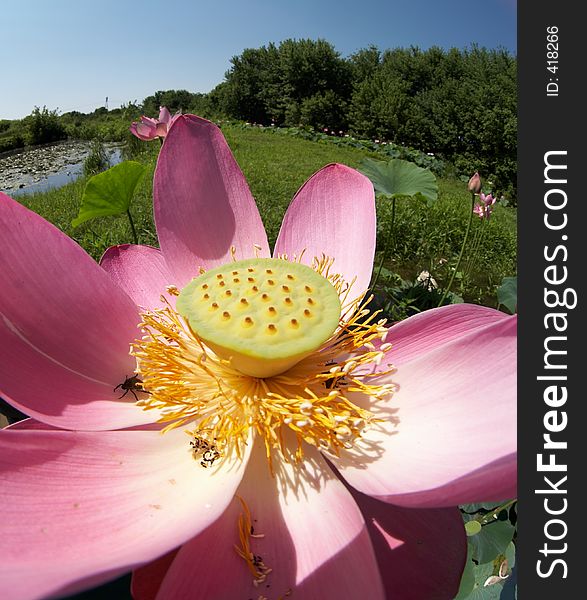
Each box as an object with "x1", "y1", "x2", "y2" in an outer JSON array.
[{"x1": 176, "y1": 258, "x2": 341, "y2": 377}]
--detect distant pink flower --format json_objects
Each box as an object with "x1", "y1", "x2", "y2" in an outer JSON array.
[
  {"x1": 130, "y1": 106, "x2": 176, "y2": 141},
  {"x1": 467, "y1": 172, "x2": 482, "y2": 194},
  {"x1": 474, "y1": 193, "x2": 497, "y2": 220},
  {"x1": 0, "y1": 116, "x2": 516, "y2": 600}
]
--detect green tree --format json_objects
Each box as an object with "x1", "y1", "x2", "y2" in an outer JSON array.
[{"x1": 22, "y1": 106, "x2": 67, "y2": 146}]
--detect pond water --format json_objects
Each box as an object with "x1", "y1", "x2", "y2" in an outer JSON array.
[{"x1": 0, "y1": 140, "x2": 123, "y2": 197}]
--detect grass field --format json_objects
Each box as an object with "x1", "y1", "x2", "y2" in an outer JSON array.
[{"x1": 13, "y1": 124, "x2": 517, "y2": 309}]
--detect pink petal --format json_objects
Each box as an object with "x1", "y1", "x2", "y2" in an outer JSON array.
[
  {"x1": 333, "y1": 305, "x2": 517, "y2": 507},
  {"x1": 382, "y1": 304, "x2": 512, "y2": 365},
  {"x1": 155, "y1": 123, "x2": 168, "y2": 138},
  {"x1": 154, "y1": 115, "x2": 269, "y2": 287},
  {"x1": 4, "y1": 418, "x2": 55, "y2": 430},
  {"x1": 274, "y1": 164, "x2": 376, "y2": 299},
  {"x1": 352, "y1": 490, "x2": 467, "y2": 600},
  {"x1": 158, "y1": 107, "x2": 172, "y2": 125},
  {"x1": 135, "y1": 120, "x2": 158, "y2": 140},
  {"x1": 129, "y1": 123, "x2": 142, "y2": 139},
  {"x1": 0, "y1": 193, "x2": 153, "y2": 430},
  {"x1": 0, "y1": 427, "x2": 248, "y2": 600},
  {"x1": 148, "y1": 440, "x2": 384, "y2": 599},
  {"x1": 100, "y1": 245, "x2": 175, "y2": 311}
]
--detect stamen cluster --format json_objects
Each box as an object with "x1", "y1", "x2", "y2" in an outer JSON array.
[{"x1": 132, "y1": 258, "x2": 395, "y2": 467}]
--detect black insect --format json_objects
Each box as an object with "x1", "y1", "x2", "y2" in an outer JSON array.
[
  {"x1": 113, "y1": 375, "x2": 147, "y2": 401},
  {"x1": 323, "y1": 361, "x2": 348, "y2": 390}
]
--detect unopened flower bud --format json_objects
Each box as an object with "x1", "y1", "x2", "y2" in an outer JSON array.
[{"x1": 467, "y1": 172, "x2": 482, "y2": 194}]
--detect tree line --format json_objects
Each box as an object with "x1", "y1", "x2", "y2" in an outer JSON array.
[
  {"x1": 2, "y1": 39, "x2": 517, "y2": 197},
  {"x1": 142, "y1": 40, "x2": 516, "y2": 196},
  {"x1": 198, "y1": 39, "x2": 516, "y2": 196}
]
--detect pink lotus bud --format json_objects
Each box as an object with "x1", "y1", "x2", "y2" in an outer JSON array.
[{"x1": 467, "y1": 172, "x2": 482, "y2": 194}]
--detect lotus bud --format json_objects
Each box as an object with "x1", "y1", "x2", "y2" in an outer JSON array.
[{"x1": 467, "y1": 172, "x2": 482, "y2": 194}]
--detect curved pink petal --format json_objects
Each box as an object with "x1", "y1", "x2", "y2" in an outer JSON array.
[
  {"x1": 274, "y1": 164, "x2": 376, "y2": 299},
  {"x1": 154, "y1": 115, "x2": 269, "y2": 287},
  {"x1": 158, "y1": 107, "x2": 172, "y2": 125},
  {"x1": 100, "y1": 245, "x2": 175, "y2": 311},
  {"x1": 146, "y1": 440, "x2": 384, "y2": 600},
  {"x1": 382, "y1": 303, "x2": 512, "y2": 365},
  {"x1": 4, "y1": 417, "x2": 55, "y2": 430},
  {"x1": 0, "y1": 193, "x2": 153, "y2": 430},
  {"x1": 351, "y1": 490, "x2": 466, "y2": 599},
  {"x1": 134, "y1": 120, "x2": 158, "y2": 141},
  {"x1": 0, "y1": 427, "x2": 248, "y2": 600},
  {"x1": 156, "y1": 123, "x2": 168, "y2": 138},
  {"x1": 332, "y1": 305, "x2": 517, "y2": 507}
]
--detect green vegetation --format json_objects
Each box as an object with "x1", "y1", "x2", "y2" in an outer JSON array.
[
  {"x1": 1, "y1": 107, "x2": 67, "y2": 151},
  {"x1": 2, "y1": 38, "x2": 517, "y2": 201},
  {"x1": 0, "y1": 104, "x2": 143, "y2": 154},
  {"x1": 83, "y1": 139, "x2": 110, "y2": 176},
  {"x1": 213, "y1": 40, "x2": 517, "y2": 199},
  {"x1": 14, "y1": 124, "x2": 516, "y2": 310},
  {"x1": 3, "y1": 36, "x2": 516, "y2": 314}
]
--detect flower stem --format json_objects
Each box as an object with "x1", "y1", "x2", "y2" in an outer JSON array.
[
  {"x1": 371, "y1": 197, "x2": 396, "y2": 291},
  {"x1": 438, "y1": 192, "x2": 475, "y2": 306},
  {"x1": 126, "y1": 209, "x2": 139, "y2": 245},
  {"x1": 462, "y1": 221, "x2": 481, "y2": 280},
  {"x1": 480, "y1": 499, "x2": 517, "y2": 525},
  {"x1": 464, "y1": 219, "x2": 486, "y2": 281}
]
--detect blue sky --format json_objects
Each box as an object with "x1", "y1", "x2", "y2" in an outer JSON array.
[{"x1": 1, "y1": 0, "x2": 516, "y2": 120}]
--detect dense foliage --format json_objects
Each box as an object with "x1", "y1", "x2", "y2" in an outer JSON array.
[
  {"x1": 0, "y1": 107, "x2": 69, "y2": 151},
  {"x1": 1, "y1": 39, "x2": 516, "y2": 198},
  {"x1": 22, "y1": 106, "x2": 67, "y2": 146},
  {"x1": 210, "y1": 40, "x2": 516, "y2": 197}
]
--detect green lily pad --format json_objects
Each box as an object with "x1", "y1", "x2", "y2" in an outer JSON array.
[
  {"x1": 461, "y1": 502, "x2": 507, "y2": 514},
  {"x1": 359, "y1": 157, "x2": 438, "y2": 202},
  {"x1": 469, "y1": 520, "x2": 515, "y2": 564},
  {"x1": 72, "y1": 160, "x2": 147, "y2": 227},
  {"x1": 454, "y1": 543, "x2": 476, "y2": 599},
  {"x1": 497, "y1": 276, "x2": 517, "y2": 314},
  {"x1": 466, "y1": 562, "x2": 504, "y2": 600}
]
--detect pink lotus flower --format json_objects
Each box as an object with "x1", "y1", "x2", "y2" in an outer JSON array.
[
  {"x1": 130, "y1": 106, "x2": 175, "y2": 141},
  {"x1": 473, "y1": 192, "x2": 497, "y2": 220},
  {"x1": 0, "y1": 115, "x2": 516, "y2": 600}
]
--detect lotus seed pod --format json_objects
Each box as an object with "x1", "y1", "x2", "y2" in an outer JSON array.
[{"x1": 177, "y1": 258, "x2": 341, "y2": 377}]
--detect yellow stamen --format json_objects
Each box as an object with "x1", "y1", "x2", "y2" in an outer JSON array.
[
  {"x1": 131, "y1": 256, "x2": 395, "y2": 470},
  {"x1": 234, "y1": 496, "x2": 272, "y2": 585}
]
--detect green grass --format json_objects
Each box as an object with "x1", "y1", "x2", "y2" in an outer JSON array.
[
  {"x1": 222, "y1": 126, "x2": 380, "y2": 245},
  {"x1": 13, "y1": 124, "x2": 517, "y2": 307}
]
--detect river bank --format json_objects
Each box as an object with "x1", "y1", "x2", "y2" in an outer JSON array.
[{"x1": 0, "y1": 140, "x2": 123, "y2": 196}]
